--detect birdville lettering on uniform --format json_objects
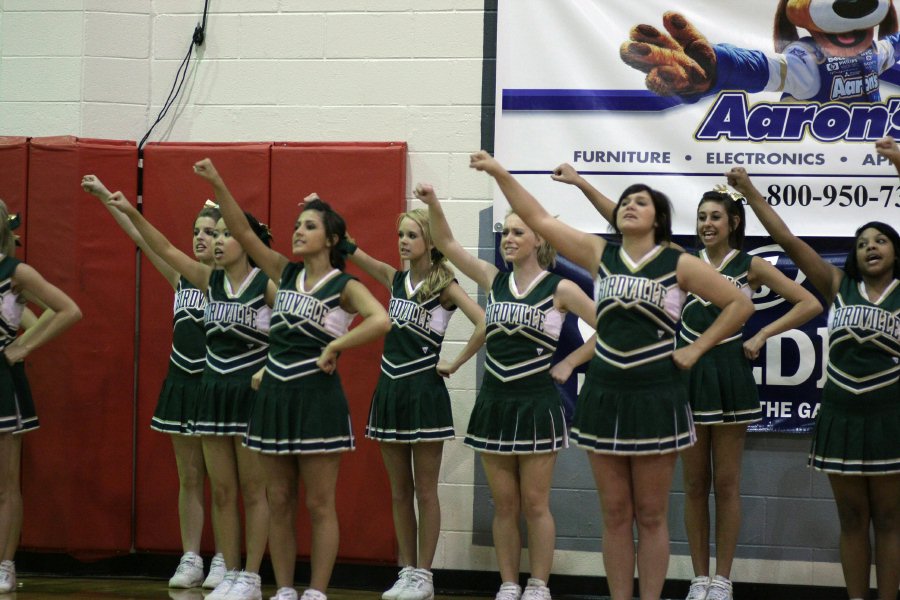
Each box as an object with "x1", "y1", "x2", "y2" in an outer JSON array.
[
  {"x1": 205, "y1": 301, "x2": 259, "y2": 328},
  {"x1": 389, "y1": 298, "x2": 432, "y2": 331},
  {"x1": 722, "y1": 274, "x2": 743, "y2": 289},
  {"x1": 175, "y1": 288, "x2": 205, "y2": 309},
  {"x1": 596, "y1": 275, "x2": 667, "y2": 308},
  {"x1": 831, "y1": 305, "x2": 900, "y2": 339},
  {"x1": 486, "y1": 302, "x2": 546, "y2": 331},
  {"x1": 273, "y1": 291, "x2": 327, "y2": 326}
]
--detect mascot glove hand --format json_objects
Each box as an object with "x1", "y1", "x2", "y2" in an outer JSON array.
[{"x1": 620, "y1": 11, "x2": 716, "y2": 97}]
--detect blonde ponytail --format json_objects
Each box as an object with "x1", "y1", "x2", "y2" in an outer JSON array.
[{"x1": 399, "y1": 209, "x2": 455, "y2": 302}]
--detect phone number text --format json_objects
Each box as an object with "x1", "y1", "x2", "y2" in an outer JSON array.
[{"x1": 766, "y1": 184, "x2": 900, "y2": 208}]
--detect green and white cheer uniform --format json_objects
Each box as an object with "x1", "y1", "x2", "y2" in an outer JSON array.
[
  {"x1": 0, "y1": 255, "x2": 35, "y2": 434},
  {"x1": 151, "y1": 277, "x2": 206, "y2": 435},
  {"x1": 245, "y1": 263, "x2": 357, "y2": 454},
  {"x1": 679, "y1": 249, "x2": 761, "y2": 425},
  {"x1": 572, "y1": 244, "x2": 694, "y2": 455},
  {"x1": 464, "y1": 270, "x2": 567, "y2": 454},
  {"x1": 366, "y1": 271, "x2": 456, "y2": 443},
  {"x1": 195, "y1": 268, "x2": 270, "y2": 436},
  {"x1": 810, "y1": 275, "x2": 900, "y2": 475}
]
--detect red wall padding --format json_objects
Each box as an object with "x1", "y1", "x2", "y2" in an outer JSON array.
[
  {"x1": 271, "y1": 142, "x2": 406, "y2": 562},
  {"x1": 22, "y1": 137, "x2": 138, "y2": 553},
  {"x1": 0, "y1": 138, "x2": 406, "y2": 564},
  {"x1": 0, "y1": 137, "x2": 29, "y2": 258},
  {"x1": 135, "y1": 143, "x2": 272, "y2": 552}
]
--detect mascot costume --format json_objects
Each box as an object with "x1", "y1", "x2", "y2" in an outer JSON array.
[{"x1": 620, "y1": 0, "x2": 900, "y2": 104}]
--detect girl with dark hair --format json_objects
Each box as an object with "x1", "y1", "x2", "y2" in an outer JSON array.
[
  {"x1": 730, "y1": 153, "x2": 900, "y2": 600},
  {"x1": 104, "y1": 184, "x2": 276, "y2": 600},
  {"x1": 82, "y1": 174, "x2": 229, "y2": 590},
  {"x1": 470, "y1": 151, "x2": 754, "y2": 600},
  {"x1": 192, "y1": 159, "x2": 390, "y2": 600},
  {"x1": 0, "y1": 199, "x2": 82, "y2": 594},
  {"x1": 550, "y1": 164, "x2": 821, "y2": 600},
  {"x1": 420, "y1": 180, "x2": 596, "y2": 600},
  {"x1": 345, "y1": 207, "x2": 485, "y2": 600}
]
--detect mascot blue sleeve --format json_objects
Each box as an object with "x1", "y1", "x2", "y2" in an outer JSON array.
[
  {"x1": 878, "y1": 31, "x2": 900, "y2": 86},
  {"x1": 680, "y1": 43, "x2": 770, "y2": 103}
]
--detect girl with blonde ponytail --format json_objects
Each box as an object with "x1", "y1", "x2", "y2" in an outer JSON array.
[{"x1": 345, "y1": 204, "x2": 485, "y2": 600}]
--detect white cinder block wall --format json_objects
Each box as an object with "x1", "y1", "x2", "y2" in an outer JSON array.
[{"x1": 0, "y1": 0, "x2": 495, "y2": 574}]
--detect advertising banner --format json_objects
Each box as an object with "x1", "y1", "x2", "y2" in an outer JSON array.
[{"x1": 493, "y1": 0, "x2": 900, "y2": 431}]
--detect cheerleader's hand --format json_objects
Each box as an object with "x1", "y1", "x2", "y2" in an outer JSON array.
[
  {"x1": 469, "y1": 150, "x2": 504, "y2": 176},
  {"x1": 742, "y1": 332, "x2": 765, "y2": 360},
  {"x1": 875, "y1": 136, "x2": 900, "y2": 163},
  {"x1": 436, "y1": 360, "x2": 454, "y2": 378},
  {"x1": 414, "y1": 183, "x2": 438, "y2": 205},
  {"x1": 672, "y1": 345, "x2": 701, "y2": 370},
  {"x1": 550, "y1": 163, "x2": 582, "y2": 186},
  {"x1": 192, "y1": 158, "x2": 222, "y2": 184},
  {"x1": 105, "y1": 191, "x2": 138, "y2": 216},
  {"x1": 550, "y1": 360, "x2": 575, "y2": 384},
  {"x1": 3, "y1": 340, "x2": 29, "y2": 365},
  {"x1": 81, "y1": 174, "x2": 111, "y2": 198},
  {"x1": 316, "y1": 344, "x2": 339, "y2": 374},
  {"x1": 725, "y1": 167, "x2": 755, "y2": 198},
  {"x1": 250, "y1": 366, "x2": 265, "y2": 391}
]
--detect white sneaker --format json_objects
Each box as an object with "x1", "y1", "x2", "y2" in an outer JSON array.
[
  {"x1": 224, "y1": 571, "x2": 262, "y2": 600},
  {"x1": 206, "y1": 569, "x2": 239, "y2": 600},
  {"x1": 0, "y1": 560, "x2": 15, "y2": 593},
  {"x1": 397, "y1": 568, "x2": 433, "y2": 600},
  {"x1": 495, "y1": 582, "x2": 522, "y2": 600},
  {"x1": 685, "y1": 575, "x2": 711, "y2": 600},
  {"x1": 521, "y1": 577, "x2": 551, "y2": 600},
  {"x1": 704, "y1": 575, "x2": 733, "y2": 600},
  {"x1": 382, "y1": 566, "x2": 414, "y2": 600},
  {"x1": 270, "y1": 587, "x2": 299, "y2": 600},
  {"x1": 299, "y1": 589, "x2": 327, "y2": 600},
  {"x1": 203, "y1": 553, "x2": 227, "y2": 589},
  {"x1": 168, "y1": 552, "x2": 204, "y2": 588}
]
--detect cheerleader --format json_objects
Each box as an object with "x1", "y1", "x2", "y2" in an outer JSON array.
[
  {"x1": 193, "y1": 159, "x2": 390, "y2": 600},
  {"x1": 549, "y1": 164, "x2": 821, "y2": 600},
  {"x1": 104, "y1": 188, "x2": 275, "y2": 600},
  {"x1": 419, "y1": 183, "x2": 596, "y2": 600},
  {"x1": 730, "y1": 156, "x2": 900, "y2": 600},
  {"x1": 0, "y1": 200, "x2": 81, "y2": 593},
  {"x1": 82, "y1": 174, "x2": 228, "y2": 590},
  {"x1": 469, "y1": 151, "x2": 753, "y2": 600},
  {"x1": 344, "y1": 206, "x2": 485, "y2": 600}
]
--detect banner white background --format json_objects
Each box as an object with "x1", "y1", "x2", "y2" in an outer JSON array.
[{"x1": 494, "y1": 0, "x2": 900, "y2": 235}]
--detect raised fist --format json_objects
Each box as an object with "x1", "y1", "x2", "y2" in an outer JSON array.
[
  {"x1": 413, "y1": 183, "x2": 438, "y2": 205},
  {"x1": 105, "y1": 191, "x2": 136, "y2": 215},
  {"x1": 81, "y1": 174, "x2": 110, "y2": 198},
  {"x1": 875, "y1": 136, "x2": 900, "y2": 163},
  {"x1": 192, "y1": 158, "x2": 221, "y2": 183},
  {"x1": 620, "y1": 12, "x2": 716, "y2": 97},
  {"x1": 469, "y1": 150, "x2": 503, "y2": 176},
  {"x1": 551, "y1": 163, "x2": 581, "y2": 186}
]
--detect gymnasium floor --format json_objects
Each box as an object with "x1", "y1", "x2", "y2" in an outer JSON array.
[
  {"x1": 1, "y1": 576, "x2": 501, "y2": 599},
  {"x1": 1, "y1": 575, "x2": 864, "y2": 600}
]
